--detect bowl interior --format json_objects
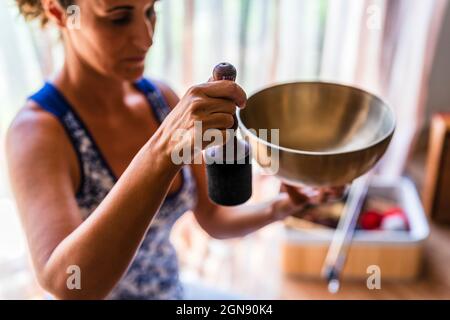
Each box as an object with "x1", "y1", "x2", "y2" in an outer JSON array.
[{"x1": 239, "y1": 82, "x2": 395, "y2": 154}]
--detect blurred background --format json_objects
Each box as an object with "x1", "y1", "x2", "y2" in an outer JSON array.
[{"x1": 1, "y1": 0, "x2": 450, "y2": 299}]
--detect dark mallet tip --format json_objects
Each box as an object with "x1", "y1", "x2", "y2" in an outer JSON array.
[{"x1": 213, "y1": 62, "x2": 237, "y2": 81}]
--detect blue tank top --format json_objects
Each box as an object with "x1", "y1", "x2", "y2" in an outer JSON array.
[{"x1": 29, "y1": 78, "x2": 198, "y2": 300}]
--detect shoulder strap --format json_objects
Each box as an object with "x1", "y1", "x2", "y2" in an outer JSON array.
[
  {"x1": 134, "y1": 78, "x2": 171, "y2": 124},
  {"x1": 28, "y1": 82, "x2": 71, "y2": 119}
]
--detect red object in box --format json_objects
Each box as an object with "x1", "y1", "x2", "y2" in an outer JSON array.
[{"x1": 360, "y1": 211, "x2": 383, "y2": 230}]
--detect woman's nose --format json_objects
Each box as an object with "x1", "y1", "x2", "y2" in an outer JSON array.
[{"x1": 132, "y1": 19, "x2": 154, "y2": 50}]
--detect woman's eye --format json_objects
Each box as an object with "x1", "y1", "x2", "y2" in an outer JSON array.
[
  {"x1": 146, "y1": 7, "x2": 156, "y2": 19},
  {"x1": 111, "y1": 14, "x2": 132, "y2": 26}
]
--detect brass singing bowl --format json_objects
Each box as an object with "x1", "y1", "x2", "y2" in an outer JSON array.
[{"x1": 237, "y1": 82, "x2": 396, "y2": 187}]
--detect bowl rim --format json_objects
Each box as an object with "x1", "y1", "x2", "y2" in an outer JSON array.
[{"x1": 236, "y1": 81, "x2": 397, "y2": 156}]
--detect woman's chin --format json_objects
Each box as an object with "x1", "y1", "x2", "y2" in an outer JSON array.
[{"x1": 120, "y1": 66, "x2": 146, "y2": 81}]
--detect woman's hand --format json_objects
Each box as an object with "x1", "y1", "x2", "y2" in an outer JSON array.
[
  {"x1": 269, "y1": 184, "x2": 348, "y2": 222},
  {"x1": 158, "y1": 81, "x2": 247, "y2": 164}
]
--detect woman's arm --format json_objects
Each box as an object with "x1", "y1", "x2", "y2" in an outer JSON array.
[
  {"x1": 190, "y1": 159, "x2": 346, "y2": 239},
  {"x1": 7, "y1": 107, "x2": 179, "y2": 300},
  {"x1": 7, "y1": 80, "x2": 246, "y2": 300},
  {"x1": 189, "y1": 161, "x2": 308, "y2": 239}
]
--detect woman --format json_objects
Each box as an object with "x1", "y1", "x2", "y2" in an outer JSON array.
[{"x1": 7, "y1": 0, "x2": 342, "y2": 300}]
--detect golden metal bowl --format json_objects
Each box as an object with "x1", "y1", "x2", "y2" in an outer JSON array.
[{"x1": 237, "y1": 82, "x2": 396, "y2": 187}]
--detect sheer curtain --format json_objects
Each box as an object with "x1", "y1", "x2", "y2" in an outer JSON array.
[
  {"x1": 148, "y1": 0, "x2": 447, "y2": 177},
  {"x1": 0, "y1": 0, "x2": 447, "y2": 298},
  {"x1": 0, "y1": 1, "x2": 49, "y2": 299},
  {"x1": 147, "y1": 0, "x2": 329, "y2": 93},
  {"x1": 319, "y1": 0, "x2": 448, "y2": 177}
]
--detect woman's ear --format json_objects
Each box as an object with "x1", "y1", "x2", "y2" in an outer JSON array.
[{"x1": 41, "y1": 0, "x2": 67, "y2": 27}]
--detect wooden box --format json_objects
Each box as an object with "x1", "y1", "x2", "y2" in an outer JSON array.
[
  {"x1": 281, "y1": 178, "x2": 429, "y2": 280},
  {"x1": 423, "y1": 113, "x2": 450, "y2": 224}
]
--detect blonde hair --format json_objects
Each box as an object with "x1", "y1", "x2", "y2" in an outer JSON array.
[{"x1": 16, "y1": 0, "x2": 74, "y2": 26}]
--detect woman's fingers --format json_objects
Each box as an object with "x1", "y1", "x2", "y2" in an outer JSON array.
[
  {"x1": 322, "y1": 185, "x2": 348, "y2": 202},
  {"x1": 276, "y1": 184, "x2": 348, "y2": 221},
  {"x1": 281, "y1": 184, "x2": 349, "y2": 207},
  {"x1": 203, "y1": 113, "x2": 235, "y2": 131},
  {"x1": 195, "y1": 98, "x2": 237, "y2": 115},
  {"x1": 283, "y1": 184, "x2": 310, "y2": 206},
  {"x1": 308, "y1": 185, "x2": 348, "y2": 204},
  {"x1": 193, "y1": 81, "x2": 247, "y2": 109}
]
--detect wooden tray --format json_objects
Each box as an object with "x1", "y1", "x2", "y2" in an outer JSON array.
[{"x1": 281, "y1": 178, "x2": 429, "y2": 280}]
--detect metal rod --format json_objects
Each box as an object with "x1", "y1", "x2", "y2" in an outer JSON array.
[{"x1": 321, "y1": 172, "x2": 372, "y2": 294}]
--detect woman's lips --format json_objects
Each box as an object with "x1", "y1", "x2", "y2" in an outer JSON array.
[{"x1": 123, "y1": 56, "x2": 146, "y2": 63}]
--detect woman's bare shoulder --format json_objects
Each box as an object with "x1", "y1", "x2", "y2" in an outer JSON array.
[
  {"x1": 7, "y1": 101, "x2": 66, "y2": 147},
  {"x1": 6, "y1": 100, "x2": 72, "y2": 166}
]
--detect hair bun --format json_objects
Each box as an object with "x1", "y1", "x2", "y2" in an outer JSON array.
[
  {"x1": 16, "y1": 0, "x2": 46, "y2": 24},
  {"x1": 16, "y1": 0, "x2": 73, "y2": 26}
]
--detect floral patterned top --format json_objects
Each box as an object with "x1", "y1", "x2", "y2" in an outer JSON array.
[{"x1": 29, "y1": 78, "x2": 197, "y2": 300}]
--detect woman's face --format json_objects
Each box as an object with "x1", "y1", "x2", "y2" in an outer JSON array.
[{"x1": 64, "y1": 0, "x2": 158, "y2": 81}]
